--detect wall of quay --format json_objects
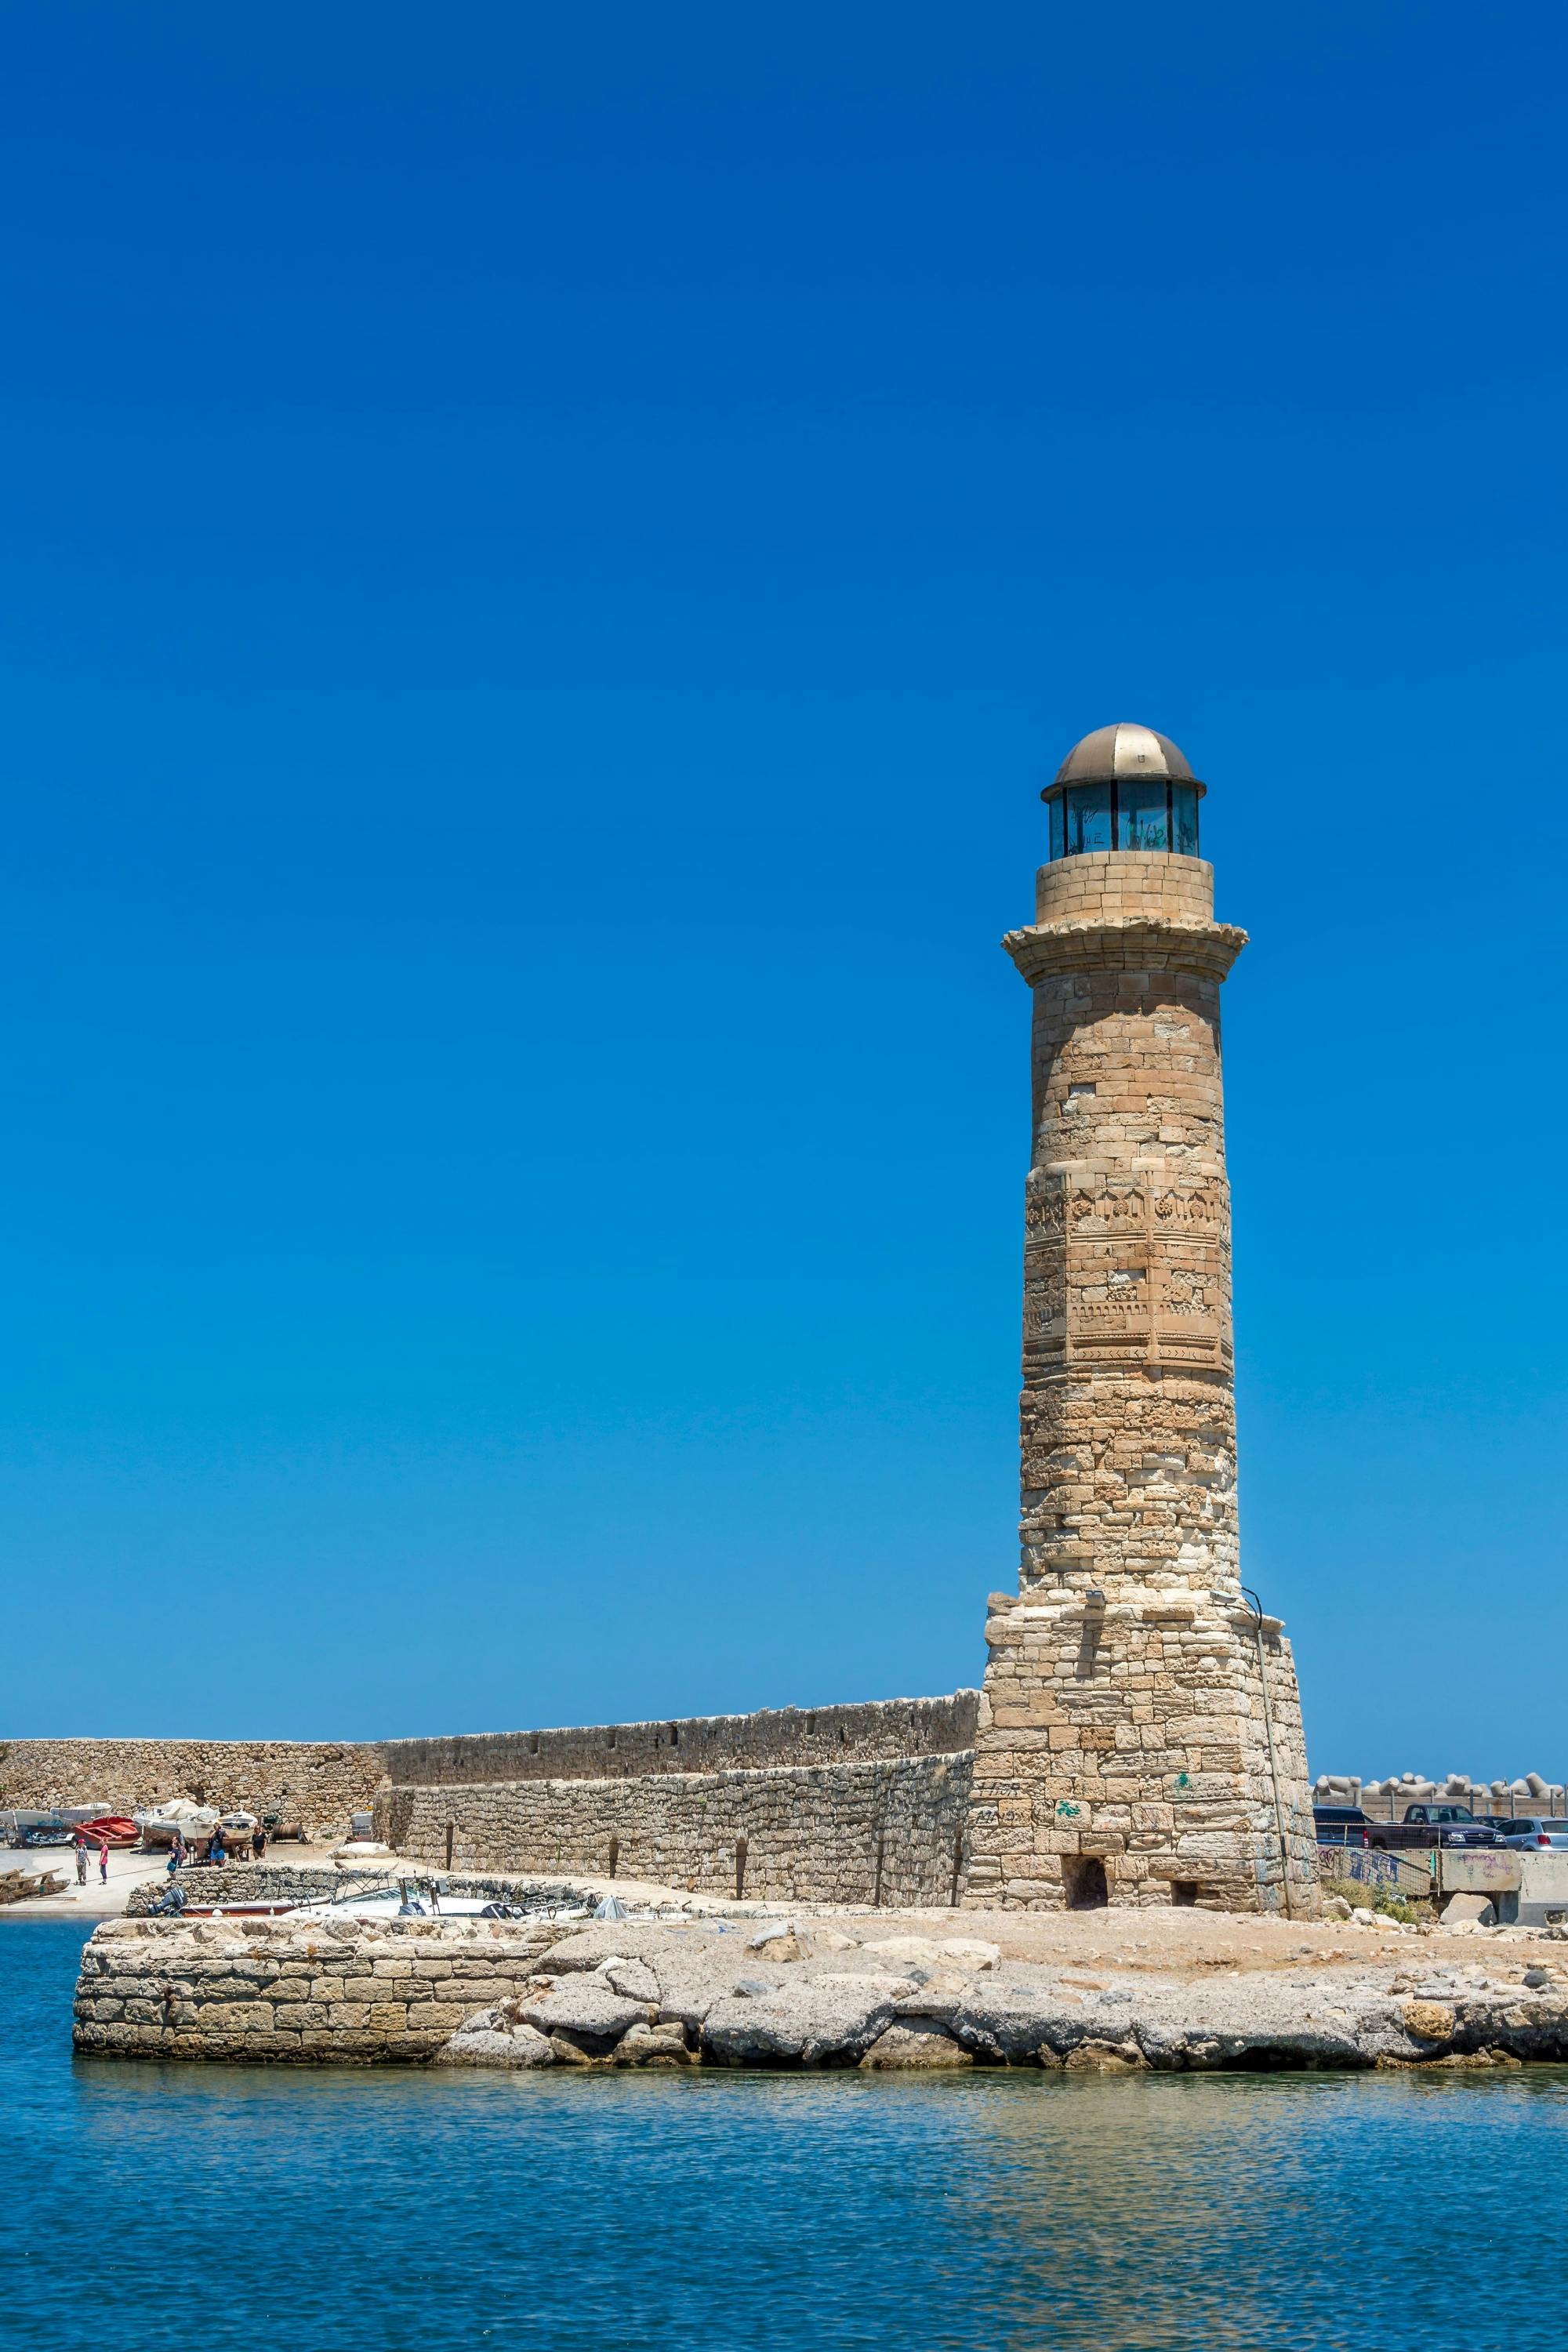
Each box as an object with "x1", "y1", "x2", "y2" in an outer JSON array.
[
  {"x1": 75, "y1": 1913, "x2": 1568, "y2": 2076},
  {"x1": 4, "y1": 1704, "x2": 980, "y2": 1906},
  {"x1": 74, "y1": 1915, "x2": 567, "y2": 2066},
  {"x1": 381, "y1": 1753, "x2": 975, "y2": 1909},
  {"x1": 2, "y1": 1697, "x2": 977, "y2": 1806},
  {"x1": 0, "y1": 1739, "x2": 385, "y2": 1831},
  {"x1": 378, "y1": 1695, "x2": 979, "y2": 1786},
  {"x1": 125, "y1": 1864, "x2": 368, "y2": 1913}
]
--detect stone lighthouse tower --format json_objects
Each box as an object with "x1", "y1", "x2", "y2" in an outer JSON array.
[{"x1": 964, "y1": 724, "x2": 1316, "y2": 1915}]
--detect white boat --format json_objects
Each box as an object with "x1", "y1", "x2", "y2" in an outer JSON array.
[
  {"x1": 135, "y1": 1800, "x2": 219, "y2": 1849},
  {"x1": 287, "y1": 1878, "x2": 596, "y2": 1926}
]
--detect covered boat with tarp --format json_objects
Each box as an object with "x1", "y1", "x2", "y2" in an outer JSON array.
[{"x1": 134, "y1": 1799, "x2": 220, "y2": 1849}]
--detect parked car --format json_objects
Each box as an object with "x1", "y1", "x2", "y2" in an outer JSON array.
[
  {"x1": 1313, "y1": 1805, "x2": 1371, "y2": 1848},
  {"x1": 1495, "y1": 1818, "x2": 1568, "y2": 1851},
  {"x1": 1367, "y1": 1805, "x2": 1501, "y2": 1851}
]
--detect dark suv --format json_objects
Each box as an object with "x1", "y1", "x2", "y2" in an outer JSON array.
[{"x1": 1367, "y1": 1804, "x2": 1501, "y2": 1851}]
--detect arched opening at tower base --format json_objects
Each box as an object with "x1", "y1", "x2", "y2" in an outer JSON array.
[{"x1": 1062, "y1": 1855, "x2": 1109, "y2": 1911}]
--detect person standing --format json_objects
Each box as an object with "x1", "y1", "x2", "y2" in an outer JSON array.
[
  {"x1": 167, "y1": 1831, "x2": 186, "y2": 1878},
  {"x1": 74, "y1": 1835, "x2": 88, "y2": 1886},
  {"x1": 251, "y1": 1823, "x2": 267, "y2": 1862},
  {"x1": 98, "y1": 1836, "x2": 109, "y2": 1886}
]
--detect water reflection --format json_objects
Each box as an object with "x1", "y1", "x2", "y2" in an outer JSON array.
[{"x1": 9, "y1": 1927, "x2": 1568, "y2": 2352}]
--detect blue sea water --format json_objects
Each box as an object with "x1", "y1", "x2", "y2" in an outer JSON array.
[{"x1": 6, "y1": 1922, "x2": 1568, "y2": 2351}]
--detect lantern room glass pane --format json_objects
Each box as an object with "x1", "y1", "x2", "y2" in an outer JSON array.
[
  {"x1": 1048, "y1": 793, "x2": 1065, "y2": 861},
  {"x1": 1065, "y1": 782, "x2": 1112, "y2": 855},
  {"x1": 1117, "y1": 780, "x2": 1170, "y2": 851},
  {"x1": 1172, "y1": 783, "x2": 1200, "y2": 855}
]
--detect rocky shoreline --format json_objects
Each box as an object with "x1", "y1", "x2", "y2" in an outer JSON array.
[{"x1": 72, "y1": 1908, "x2": 1568, "y2": 2074}]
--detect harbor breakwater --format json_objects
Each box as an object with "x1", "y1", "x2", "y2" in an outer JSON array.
[
  {"x1": 71, "y1": 1911, "x2": 1568, "y2": 2074},
  {"x1": 382, "y1": 1755, "x2": 972, "y2": 1906},
  {"x1": 0, "y1": 1737, "x2": 385, "y2": 1825},
  {"x1": 6, "y1": 1699, "x2": 978, "y2": 1906}
]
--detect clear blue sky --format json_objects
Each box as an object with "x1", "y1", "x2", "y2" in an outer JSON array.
[{"x1": 2, "y1": 5, "x2": 1564, "y2": 1776}]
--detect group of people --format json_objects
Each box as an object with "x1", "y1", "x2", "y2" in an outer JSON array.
[
  {"x1": 165, "y1": 1820, "x2": 268, "y2": 1874},
  {"x1": 67, "y1": 1806, "x2": 272, "y2": 1900},
  {"x1": 70, "y1": 1817, "x2": 270, "y2": 1890}
]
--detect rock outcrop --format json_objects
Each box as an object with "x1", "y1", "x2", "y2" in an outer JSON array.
[{"x1": 71, "y1": 1914, "x2": 1568, "y2": 2075}]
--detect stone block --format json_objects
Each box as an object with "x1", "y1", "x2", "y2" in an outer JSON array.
[
  {"x1": 272, "y1": 2002, "x2": 328, "y2": 2031},
  {"x1": 203, "y1": 2002, "x2": 274, "y2": 2032},
  {"x1": 405, "y1": 2001, "x2": 469, "y2": 2033}
]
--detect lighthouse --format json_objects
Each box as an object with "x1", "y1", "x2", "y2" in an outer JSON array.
[{"x1": 964, "y1": 725, "x2": 1316, "y2": 1915}]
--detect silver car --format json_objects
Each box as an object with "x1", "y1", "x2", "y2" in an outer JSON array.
[{"x1": 1497, "y1": 1817, "x2": 1568, "y2": 1850}]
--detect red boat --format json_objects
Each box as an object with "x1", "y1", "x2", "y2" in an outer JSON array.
[{"x1": 71, "y1": 1816, "x2": 140, "y2": 1849}]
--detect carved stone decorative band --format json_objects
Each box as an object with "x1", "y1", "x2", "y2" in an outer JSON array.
[{"x1": 1003, "y1": 918, "x2": 1248, "y2": 986}]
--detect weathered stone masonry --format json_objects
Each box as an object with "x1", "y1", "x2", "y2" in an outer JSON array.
[
  {"x1": 385, "y1": 1755, "x2": 974, "y2": 1907},
  {"x1": 0, "y1": 1737, "x2": 386, "y2": 1827},
  {"x1": 378, "y1": 1694, "x2": 977, "y2": 1787},
  {"x1": 380, "y1": 1701, "x2": 978, "y2": 1905},
  {"x1": 964, "y1": 802, "x2": 1316, "y2": 1914},
  {"x1": 3, "y1": 1701, "x2": 979, "y2": 1910},
  {"x1": 74, "y1": 1916, "x2": 565, "y2": 2067},
  {"x1": 78, "y1": 1915, "x2": 1568, "y2": 2075}
]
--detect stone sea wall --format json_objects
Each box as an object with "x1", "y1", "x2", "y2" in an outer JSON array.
[
  {"x1": 381, "y1": 1753, "x2": 975, "y2": 1908},
  {"x1": 2, "y1": 1698, "x2": 976, "y2": 1809},
  {"x1": 74, "y1": 1915, "x2": 564, "y2": 2065},
  {"x1": 73, "y1": 1912, "x2": 1568, "y2": 2074},
  {"x1": 0, "y1": 1739, "x2": 385, "y2": 1830},
  {"x1": 2, "y1": 1706, "x2": 979, "y2": 1903},
  {"x1": 377, "y1": 1695, "x2": 980, "y2": 1786},
  {"x1": 125, "y1": 1864, "x2": 355, "y2": 1913}
]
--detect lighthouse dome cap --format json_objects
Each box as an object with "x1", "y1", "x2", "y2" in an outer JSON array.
[{"x1": 1053, "y1": 722, "x2": 1195, "y2": 786}]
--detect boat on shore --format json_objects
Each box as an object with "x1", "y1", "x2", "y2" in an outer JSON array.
[
  {"x1": 135, "y1": 1802, "x2": 220, "y2": 1850},
  {"x1": 151, "y1": 1879, "x2": 659, "y2": 1926},
  {"x1": 71, "y1": 1816, "x2": 140, "y2": 1849},
  {"x1": 2, "y1": 1811, "x2": 75, "y2": 1849}
]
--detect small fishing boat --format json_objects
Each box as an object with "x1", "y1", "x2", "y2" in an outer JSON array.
[
  {"x1": 0, "y1": 1810, "x2": 74, "y2": 1849},
  {"x1": 287, "y1": 1878, "x2": 586, "y2": 1925},
  {"x1": 71, "y1": 1816, "x2": 140, "y2": 1849}
]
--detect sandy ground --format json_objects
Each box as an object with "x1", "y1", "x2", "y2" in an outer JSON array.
[
  {"x1": 866, "y1": 1902, "x2": 1568, "y2": 1981},
  {"x1": 9, "y1": 1856, "x2": 1563, "y2": 1980}
]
